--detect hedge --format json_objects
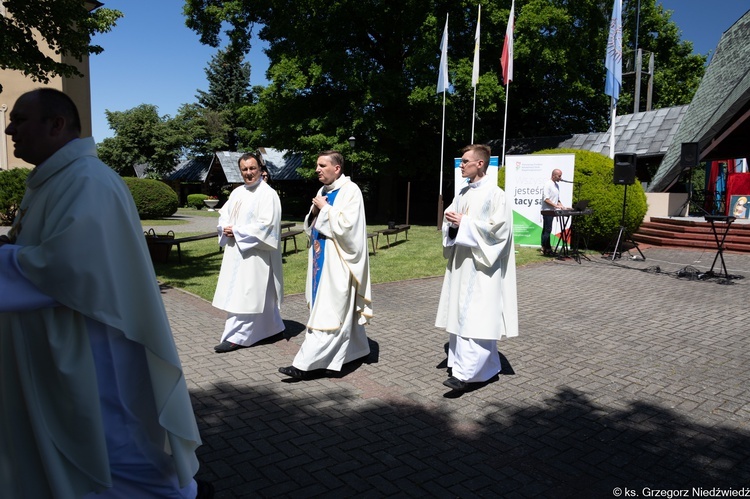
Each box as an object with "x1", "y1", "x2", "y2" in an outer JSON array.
[{"x1": 123, "y1": 177, "x2": 179, "y2": 219}]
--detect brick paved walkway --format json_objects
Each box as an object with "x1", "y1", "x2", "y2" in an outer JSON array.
[{"x1": 165, "y1": 247, "x2": 750, "y2": 498}]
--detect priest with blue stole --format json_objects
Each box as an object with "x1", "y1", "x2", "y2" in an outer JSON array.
[
  {"x1": 0, "y1": 89, "x2": 209, "y2": 498},
  {"x1": 279, "y1": 151, "x2": 372, "y2": 379},
  {"x1": 436, "y1": 144, "x2": 519, "y2": 392}
]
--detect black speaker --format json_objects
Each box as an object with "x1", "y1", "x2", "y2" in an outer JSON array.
[
  {"x1": 613, "y1": 153, "x2": 636, "y2": 185},
  {"x1": 681, "y1": 142, "x2": 700, "y2": 168}
]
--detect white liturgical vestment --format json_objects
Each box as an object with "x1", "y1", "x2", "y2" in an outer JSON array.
[
  {"x1": 0, "y1": 138, "x2": 201, "y2": 498},
  {"x1": 436, "y1": 176, "x2": 519, "y2": 341},
  {"x1": 293, "y1": 175, "x2": 372, "y2": 371}
]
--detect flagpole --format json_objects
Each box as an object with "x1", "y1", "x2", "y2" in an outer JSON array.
[
  {"x1": 471, "y1": 86, "x2": 477, "y2": 143},
  {"x1": 502, "y1": 82, "x2": 510, "y2": 167},
  {"x1": 471, "y1": 5, "x2": 481, "y2": 144},
  {"x1": 610, "y1": 97, "x2": 616, "y2": 159},
  {"x1": 437, "y1": 14, "x2": 450, "y2": 229},
  {"x1": 438, "y1": 88, "x2": 446, "y2": 229}
]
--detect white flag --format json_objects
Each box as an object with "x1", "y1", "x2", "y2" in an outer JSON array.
[
  {"x1": 472, "y1": 5, "x2": 481, "y2": 87},
  {"x1": 437, "y1": 15, "x2": 450, "y2": 93}
]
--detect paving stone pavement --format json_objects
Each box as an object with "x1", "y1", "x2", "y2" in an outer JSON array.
[{"x1": 161, "y1": 244, "x2": 750, "y2": 498}]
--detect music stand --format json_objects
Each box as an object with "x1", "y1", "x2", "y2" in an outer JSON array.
[{"x1": 704, "y1": 215, "x2": 735, "y2": 279}]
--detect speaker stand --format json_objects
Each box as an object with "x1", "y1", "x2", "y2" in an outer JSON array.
[{"x1": 603, "y1": 184, "x2": 646, "y2": 261}]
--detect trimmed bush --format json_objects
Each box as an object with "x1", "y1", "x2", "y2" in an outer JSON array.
[
  {"x1": 499, "y1": 148, "x2": 648, "y2": 249},
  {"x1": 187, "y1": 193, "x2": 209, "y2": 210},
  {"x1": 123, "y1": 177, "x2": 179, "y2": 219},
  {"x1": 0, "y1": 168, "x2": 31, "y2": 226}
]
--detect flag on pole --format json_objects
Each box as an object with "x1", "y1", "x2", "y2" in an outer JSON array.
[
  {"x1": 471, "y1": 5, "x2": 481, "y2": 87},
  {"x1": 437, "y1": 15, "x2": 450, "y2": 94},
  {"x1": 501, "y1": 0, "x2": 515, "y2": 85},
  {"x1": 604, "y1": 0, "x2": 622, "y2": 101}
]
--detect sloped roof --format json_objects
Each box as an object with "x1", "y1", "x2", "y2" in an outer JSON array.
[
  {"x1": 257, "y1": 147, "x2": 304, "y2": 181},
  {"x1": 165, "y1": 156, "x2": 212, "y2": 182},
  {"x1": 493, "y1": 105, "x2": 687, "y2": 158},
  {"x1": 215, "y1": 148, "x2": 304, "y2": 183},
  {"x1": 649, "y1": 9, "x2": 750, "y2": 192},
  {"x1": 214, "y1": 151, "x2": 245, "y2": 183}
]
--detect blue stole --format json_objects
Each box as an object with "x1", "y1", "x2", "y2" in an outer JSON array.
[{"x1": 311, "y1": 188, "x2": 340, "y2": 305}]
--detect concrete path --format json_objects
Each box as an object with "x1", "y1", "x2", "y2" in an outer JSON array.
[{"x1": 164, "y1": 243, "x2": 750, "y2": 497}]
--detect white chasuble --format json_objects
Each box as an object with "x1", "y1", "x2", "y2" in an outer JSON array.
[
  {"x1": 0, "y1": 138, "x2": 200, "y2": 498},
  {"x1": 293, "y1": 176, "x2": 372, "y2": 371},
  {"x1": 436, "y1": 177, "x2": 519, "y2": 341}
]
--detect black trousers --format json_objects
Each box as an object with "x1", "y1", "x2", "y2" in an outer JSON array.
[{"x1": 541, "y1": 214, "x2": 554, "y2": 251}]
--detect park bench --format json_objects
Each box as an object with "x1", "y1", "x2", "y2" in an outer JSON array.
[
  {"x1": 375, "y1": 224, "x2": 411, "y2": 249},
  {"x1": 281, "y1": 222, "x2": 305, "y2": 254}
]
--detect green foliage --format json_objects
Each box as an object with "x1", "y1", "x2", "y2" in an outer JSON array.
[
  {"x1": 0, "y1": 1, "x2": 122, "y2": 92},
  {"x1": 618, "y1": 0, "x2": 707, "y2": 114},
  {"x1": 195, "y1": 48, "x2": 254, "y2": 151},
  {"x1": 516, "y1": 148, "x2": 648, "y2": 249},
  {"x1": 123, "y1": 178, "x2": 179, "y2": 219},
  {"x1": 97, "y1": 104, "x2": 181, "y2": 178},
  {"x1": 0, "y1": 168, "x2": 30, "y2": 225},
  {"x1": 181, "y1": 0, "x2": 705, "y2": 206},
  {"x1": 187, "y1": 193, "x2": 209, "y2": 210}
]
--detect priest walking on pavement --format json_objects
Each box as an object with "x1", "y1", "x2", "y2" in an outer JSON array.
[
  {"x1": 436, "y1": 144, "x2": 519, "y2": 391},
  {"x1": 279, "y1": 151, "x2": 373, "y2": 379}
]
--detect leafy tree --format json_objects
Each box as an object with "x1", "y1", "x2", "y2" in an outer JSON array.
[
  {"x1": 171, "y1": 103, "x2": 231, "y2": 158},
  {"x1": 618, "y1": 0, "x2": 707, "y2": 114},
  {"x1": 0, "y1": 0, "x2": 122, "y2": 93},
  {"x1": 183, "y1": 0, "x2": 705, "y2": 218},
  {"x1": 0, "y1": 167, "x2": 30, "y2": 225},
  {"x1": 97, "y1": 104, "x2": 181, "y2": 178},
  {"x1": 195, "y1": 48, "x2": 254, "y2": 151}
]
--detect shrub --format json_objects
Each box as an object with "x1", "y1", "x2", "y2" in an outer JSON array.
[
  {"x1": 123, "y1": 177, "x2": 179, "y2": 219},
  {"x1": 187, "y1": 193, "x2": 209, "y2": 210},
  {"x1": 499, "y1": 148, "x2": 648, "y2": 249},
  {"x1": 0, "y1": 168, "x2": 31, "y2": 225}
]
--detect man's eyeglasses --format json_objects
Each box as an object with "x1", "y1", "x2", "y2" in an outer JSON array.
[{"x1": 460, "y1": 159, "x2": 480, "y2": 165}]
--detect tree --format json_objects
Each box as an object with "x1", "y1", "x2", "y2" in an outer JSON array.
[
  {"x1": 195, "y1": 48, "x2": 254, "y2": 151},
  {"x1": 0, "y1": 0, "x2": 122, "y2": 93},
  {"x1": 182, "y1": 0, "x2": 706, "y2": 219},
  {"x1": 97, "y1": 104, "x2": 181, "y2": 178},
  {"x1": 171, "y1": 103, "x2": 231, "y2": 158},
  {"x1": 618, "y1": 0, "x2": 707, "y2": 113}
]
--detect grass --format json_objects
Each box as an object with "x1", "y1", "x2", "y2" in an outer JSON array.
[{"x1": 143, "y1": 210, "x2": 549, "y2": 301}]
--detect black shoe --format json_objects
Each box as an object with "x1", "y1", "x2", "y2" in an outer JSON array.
[
  {"x1": 214, "y1": 341, "x2": 244, "y2": 353},
  {"x1": 443, "y1": 376, "x2": 469, "y2": 391},
  {"x1": 278, "y1": 366, "x2": 307, "y2": 379},
  {"x1": 196, "y1": 479, "x2": 215, "y2": 499}
]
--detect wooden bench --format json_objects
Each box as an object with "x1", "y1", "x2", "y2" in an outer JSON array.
[
  {"x1": 281, "y1": 227, "x2": 305, "y2": 253},
  {"x1": 376, "y1": 224, "x2": 411, "y2": 249},
  {"x1": 146, "y1": 231, "x2": 218, "y2": 264},
  {"x1": 367, "y1": 233, "x2": 378, "y2": 255}
]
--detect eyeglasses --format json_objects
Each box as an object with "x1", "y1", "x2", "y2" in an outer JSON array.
[{"x1": 460, "y1": 159, "x2": 481, "y2": 165}]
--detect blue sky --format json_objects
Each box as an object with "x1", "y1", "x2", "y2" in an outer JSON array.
[{"x1": 89, "y1": 0, "x2": 750, "y2": 142}]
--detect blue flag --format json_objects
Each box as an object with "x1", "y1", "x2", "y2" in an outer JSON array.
[
  {"x1": 604, "y1": 0, "x2": 622, "y2": 101},
  {"x1": 437, "y1": 15, "x2": 450, "y2": 94}
]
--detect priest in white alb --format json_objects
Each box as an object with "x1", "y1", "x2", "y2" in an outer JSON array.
[
  {"x1": 1, "y1": 89, "x2": 209, "y2": 497},
  {"x1": 212, "y1": 152, "x2": 284, "y2": 353},
  {"x1": 436, "y1": 144, "x2": 519, "y2": 392},
  {"x1": 278, "y1": 151, "x2": 372, "y2": 379}
]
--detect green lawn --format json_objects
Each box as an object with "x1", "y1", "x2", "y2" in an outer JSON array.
[{"x1": 144, "y1": 210, "x2": 549, "y2": 301}]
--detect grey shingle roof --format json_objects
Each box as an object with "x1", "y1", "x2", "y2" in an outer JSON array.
[
  {"x1": 492, "y1": 105, "x2": 687, "y2": 159},
  {"x1": 165, "y1": 156, "x2": 212, "y2": 182},
  {"x1": 649, "y1": 9, "x2": 750, "y2": 192},
  {"x1": 215, "y1": 148, "x2": 304, "y2": 184}
]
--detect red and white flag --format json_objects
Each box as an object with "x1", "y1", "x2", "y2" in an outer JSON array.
[{"x1": 501, "y1": 0, "x2": 515, "y2": 85}]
